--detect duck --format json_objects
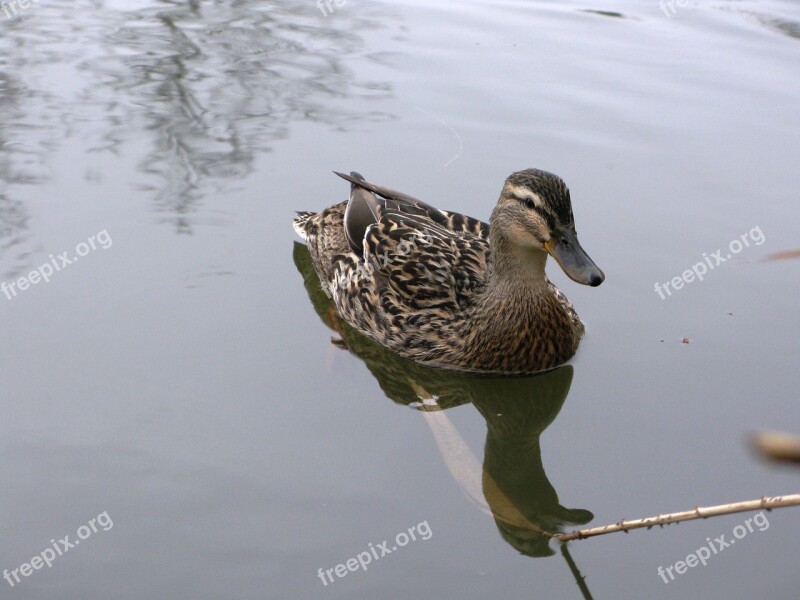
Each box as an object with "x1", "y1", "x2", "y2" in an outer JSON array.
[{"x1": 292, "y1": 169, "x2": 604, "y2": 374}]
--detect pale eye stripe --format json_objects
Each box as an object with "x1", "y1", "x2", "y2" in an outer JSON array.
[{"x1": 508, "y1": 185, "x2": 543, "y2": 208}]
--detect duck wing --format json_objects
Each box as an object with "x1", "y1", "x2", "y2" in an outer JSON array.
[
  {"x1": 328, "y1": 172, "x2": 490, "y2": 348},
  {"x1": 361, "y1": 211, "x2": 489, "y2": 313},
  {"x1": 335, "y1": 171, "x2": 489, "y2": 253}
]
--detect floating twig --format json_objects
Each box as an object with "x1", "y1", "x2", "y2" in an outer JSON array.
[{"x1": 555, "y1": 494, "x2": 800, "y2": 542}]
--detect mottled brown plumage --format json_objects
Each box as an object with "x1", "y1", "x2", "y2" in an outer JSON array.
[{"x1": 293, "y1": 169, "x2": 604, "y2": 374}]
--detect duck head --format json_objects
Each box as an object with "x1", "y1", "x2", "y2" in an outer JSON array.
[{"x1": 490, "y1": 169, "x2": 604, "y2": 287}]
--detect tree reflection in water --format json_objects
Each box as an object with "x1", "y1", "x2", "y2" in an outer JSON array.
[{"x1": 0, "y1": 0, "x2": 397, "y2": 275}]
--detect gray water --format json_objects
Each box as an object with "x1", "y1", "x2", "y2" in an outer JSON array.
[{"x1": 1, "y1": 1, "x2": 799, "y2": 598}]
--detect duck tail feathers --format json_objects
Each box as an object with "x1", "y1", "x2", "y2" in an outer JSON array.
[{"x1": 293, "y1": 211, "x2": 316, "y2": 240}]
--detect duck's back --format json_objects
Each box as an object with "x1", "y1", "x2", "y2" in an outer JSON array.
[{"x1": 294, "y1": 197, "x2": 495, "y2": 365}]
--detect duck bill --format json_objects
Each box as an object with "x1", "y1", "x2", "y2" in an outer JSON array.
[{"x1": 545, "y1": 229, "x2": 605, "y2": 287}]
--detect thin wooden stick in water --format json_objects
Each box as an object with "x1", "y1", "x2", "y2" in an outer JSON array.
[
  {"x1": 555, "y1": 494, "x2": 800, "y2": 542},
  {"x1": 560, "y1": 543, "x2": 594, "y2": 600}
]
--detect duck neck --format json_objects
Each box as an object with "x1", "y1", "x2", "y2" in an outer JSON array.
[
  {"x1": 486, "y1": 231, "x2": 551, "y2": 297},
  {"x1": 451, "y1": 229, "x2": 576, "y2": 373}
]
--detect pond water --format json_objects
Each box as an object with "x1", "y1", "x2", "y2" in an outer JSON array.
[{"x1": 1, "y1": 0, "x2": 799, "y2": 598}]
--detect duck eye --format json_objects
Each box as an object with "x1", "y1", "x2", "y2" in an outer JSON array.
[{"x1": 524, "y1": 197, "x2": 536, "y2": 209}]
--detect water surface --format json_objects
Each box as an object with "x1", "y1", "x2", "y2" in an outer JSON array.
[{"x1": 1, "y1": 0, "x2": 799, "y2": 598}]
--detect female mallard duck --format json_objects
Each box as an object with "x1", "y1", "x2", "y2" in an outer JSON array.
[{"x1": 293, "y1": 169, "x2": 604, "y2": 374}]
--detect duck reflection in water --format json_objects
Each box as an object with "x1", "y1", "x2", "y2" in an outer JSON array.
[{"x1": 294, "y1": 242, "x2": 593, "y2": 557}]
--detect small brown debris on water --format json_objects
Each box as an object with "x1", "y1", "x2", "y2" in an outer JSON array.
[{"x1": 761, "y1": 248, "x2": 800, "y2": 262}]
